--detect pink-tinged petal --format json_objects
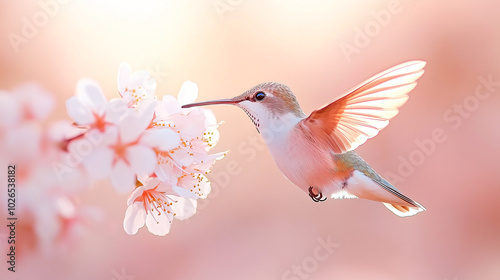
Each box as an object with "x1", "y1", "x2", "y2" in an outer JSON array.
[
  {"x1": 141, "y1": 128, "x2": 180, "y2": 151},
  {"x1": 173, "y1": 110, "x2": 207, "y2": 139},
  {"x1": 102, "y1": 124, "x2": 119, "y2": 146},
  {"x1": 127, "y1": 187, "x2": 145, "y2": 206},
  {"x1": 118, "y1": 102, "x2": 155, "y2": 143},
  {"x1": 155, "y1": 158, "x2": 181, "y2": 186},
  {"x1": 106, "y1": 99, "x2": 130, "y2": 125},
  {"x1": 202, "y1": 108, "x2": 217, "y2": 126},
  {"x1": 118, "y1": 63, "x2": 132, "y2": 94},
  {"x1": 170, "y1": 148, "x2": 195, "y2": 167},
  {"x1": 76, "y1": 79, "x2": 107, "y2": 115},
  {"x1": 139, "y1": 176, "x2": 161, "y2": 191},
  {"x1": 177, "y1": 173, "x2": 211, "y2": 199},
  {"x1": 131, "y1": 70, "x2": 155, "y2": 91},
  {"x1": 127, "y1": 145, "x2": 157, "y2": 177},
  {"x1": 66, "y1": 96, "x2": 94, "y2": 125},
  {"x1": 171, "y1": 197, "x2": 197, "y2": 220},
  {"x1": 136, "y1": 98, "x2": 157, "y2": 116},
  {"x1": 207, "y1": 127, "x2": 221, "y2": 146},
  {"x1": 172, "y1": 186, "x2": 199, "y2": 199},
  {"x1": 155, "y1": 181, "x2": 174, "y2": 193},
  {"x1": 123, "y1": 203, "x2": 146, "y2": 235},
  {"x1": 118, "y1": 113, "x2": 147, "y2": 144},
  {"x1": 203, "y1": 123, "x2": 221, "y2": 146},
  {"x1": 177, "y1": 80, "x2": 198, "y2": 105},
  {"x1": 110, "y1": 160, "x2": 135, "y2": 193},
  {"x1": 0, "y1": 92, "x2": 21, "y2": 127},
  {"x1": 145, "y1": 209, "x2": 173, "y2": 236},
  {"x1": 155, "y1": 95, "x2": 181, "y2": 118},
  {"x1": 186, "y1": 151, "x2": 227, "y2": 173},
  {"x1": 197, "y1": 175, "x2": 212, "y2": 198},
  {"x1": 78, "y1": 145, "x2": 113, "y2": 179}
]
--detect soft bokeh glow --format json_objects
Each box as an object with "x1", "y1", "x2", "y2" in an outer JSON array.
[{"x1": 1, "y1": 0, "x2": 500, "y2": 279}]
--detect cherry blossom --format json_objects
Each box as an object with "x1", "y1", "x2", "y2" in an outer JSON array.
[
  {"x1": 117, "y1": 63, "x2": 157, "y2": 107},
  {"x1": 152, "y1": 82, "x2": 226, "y2": 200},
  {"x1": 0, "y1": 62, "x2": 226, "y2": 246},
  {"x1": 123, "y1": 176, "x2": 196, "y2": 236},
  {"x1": 66, "y1": 79, "x2": 127, "y2": 133}
]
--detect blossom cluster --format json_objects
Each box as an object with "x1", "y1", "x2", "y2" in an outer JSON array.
[
  {"x1": 0, "y1": 63, "x2": 224, "y2": 258},
  {"x1": 62, "y1": 64, "x2": 225, "y2": 236}
]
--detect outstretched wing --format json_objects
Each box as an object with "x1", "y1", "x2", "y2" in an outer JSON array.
[{"x1": 299, "y1": 61, "x2": 426, "y2": 154}]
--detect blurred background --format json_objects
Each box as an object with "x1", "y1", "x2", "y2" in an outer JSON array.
[{"x1": 1, "y1": 0, "x2": 500, "y2": 279}]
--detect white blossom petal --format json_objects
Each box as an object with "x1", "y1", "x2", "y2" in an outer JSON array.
[
  {"x1": 119, "y1": 114, "x2": 147, "y2": 144},
  {"x1": 76, "y1": 79, "x2": 107, "y2": 116},
  {"x1": 123, "y1": 203, "x2": 146, "y2": 235},
  {"x1": 202, "y1": 109, "x2": 217, "y2": 126},
  {"x1": 119, "y1": 103, "x2": 155, "y2": 143},
  {"x1": 110, "y1": 160, "x2": 135, "y2": 193},
  {"x1": 170, "y1": 148, "x2": 195, "y2": 167},
  {"x1": 177, "y1": 173, "x2": 211, "y2": 199},
  {"x1": 139, "y1": 175, "x2": 162, "y2": 192},
  {"x1": 106, "y1": 98, "x2": 130, "y2": 124},
  {"x1": 127, "y1": 145, "x2": 157, "y2": 177},
  {"x1": 155, "y1": 95, "x2": 181, "y2": 118},
  {"x1": 79, "y1": 146, "x2": 113, "y2": 179},
  {"x1": 171, "y1": 197, "x2": 197, "y2": 220},
  {"x1": 141, "y1": 128, "x2": 180, "y2": 151},
  {"x1": 173, "y1": 110, "x2": 207, "y2": 139},
  {"x1": 66, "y1": 96, "x2": 94, "y2": 125},
  {"x1": 177, "y1": 80, "x2": 198, "y2": 105},
  {"x1": 127, "y1": 187, "x2": 145, "y2": 206},
  {"x1": 136, "y1": 98, "x2": 158, "y2": 116},
  {"x1": 155, "y1": 158, "x2": 181, "y2": 186},
  {"x1": 172, "y1": 186, "x2": 199, "y2": 199},
  {"x1": 118, "y1": 63, "x2": 132, "y2": 94},
  {"x1": 145, "y1": 209, "x2": 173, "y2": 236},
  {"x1": 132, "y1": 70, "x2": 157, "y2": 93}
]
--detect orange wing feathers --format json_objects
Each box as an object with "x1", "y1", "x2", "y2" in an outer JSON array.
[{"x1": 300, "y1": 61, "x2": 426, "y2": 153}]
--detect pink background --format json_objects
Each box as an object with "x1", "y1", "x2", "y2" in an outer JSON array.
[{"x1": 1, "y1": 0, "x2": 500, "y2": 279}]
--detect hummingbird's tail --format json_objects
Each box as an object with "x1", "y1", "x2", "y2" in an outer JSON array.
[
  {"x1": 342, "y1": 168, "x2": 426, "y2": 217},
  {"x1": 383, "y1": 202, "x2": 425, "y2": 217},
  {"x1": 377, "y1": 178, "x2": 426, "y2": 217}
]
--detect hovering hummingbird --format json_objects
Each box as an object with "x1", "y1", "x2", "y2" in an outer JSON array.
[{"x1": 182, "y1": 61, "x2": 426, "y2": 217}]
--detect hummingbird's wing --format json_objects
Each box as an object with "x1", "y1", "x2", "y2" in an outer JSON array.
[{"x1": 300, "y1": 61, "x2": 426, "y2": 154}]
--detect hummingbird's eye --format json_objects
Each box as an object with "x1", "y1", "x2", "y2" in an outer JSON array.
[{"x1": 255, "y1": 91, "x2": 266, "y2": 101}]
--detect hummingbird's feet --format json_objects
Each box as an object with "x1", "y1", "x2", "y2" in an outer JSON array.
[{"x1": 308, "y1": 186, "x2": 327, "y2": 202}]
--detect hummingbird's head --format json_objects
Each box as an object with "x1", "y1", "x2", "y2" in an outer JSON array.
[{"x1": 182, "y1": 82, "x2": 306, "y2": 132}]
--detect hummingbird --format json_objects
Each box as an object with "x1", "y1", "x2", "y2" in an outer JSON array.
[{"x1": 182, "y1": 61, "x2": 426, "y2": 217}]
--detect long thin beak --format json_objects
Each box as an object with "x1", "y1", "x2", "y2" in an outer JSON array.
[{"x1": 182, "y1": 98, "x2": 240, "y2": 108}]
